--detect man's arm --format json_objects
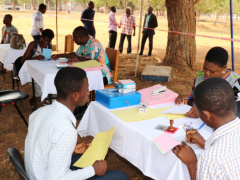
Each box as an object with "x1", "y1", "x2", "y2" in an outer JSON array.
[
  {"x1": 172, "y1": 142, "x2": 197, "y2": 180},
  {"x1": 133, "y1": 17, "x2": 136, "y2": 36},
  {"x1": 81, "y1": 10, "x2": 86, "y2": 24},
  {"x1": 47, "y1": 130, "x2": 95, "y2": 180}
]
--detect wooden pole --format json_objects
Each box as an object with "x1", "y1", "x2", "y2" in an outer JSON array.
[
  {"x1": 56, "y1": 0, "x2": 58, "y2": 51},
  {"x1": 135, "y1": 0, "x2": 144, "y2": 77}
]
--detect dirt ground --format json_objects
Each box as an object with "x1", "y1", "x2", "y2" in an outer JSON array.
[{"x1": 0, "y1": 10, "x2": 240, "y2": 180}]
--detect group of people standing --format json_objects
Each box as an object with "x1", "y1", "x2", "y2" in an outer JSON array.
[{"x1": 80, "y1": 1, "x2": 158, "y2": 56}]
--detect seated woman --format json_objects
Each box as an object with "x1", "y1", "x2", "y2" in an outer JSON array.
[
  {"x1": 21, "y1": 29, "x2": 54, "y2": 63},
  {"x1": 51, "y1": 26, "x2": 113, "y2": 85},
  {"x1": 17, "y1": 29, "x2": 54, "y2": 106},
  {"x1": 176, "y1": 46, "x2": 240, "y2": 118}
]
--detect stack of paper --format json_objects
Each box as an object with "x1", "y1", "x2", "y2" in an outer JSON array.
[
  {"x1": 138, "y1": 84, "x2": 178, "y2": 105},
  {"x1": 73, "y1": 127, "x2": 115, "y2": 168},
  {"x1": 111, "y1": 107, "x2": 170, "y2": 122},
  {"x1": 153, "y1": 133, "x2": 181, "y2": 155},
  {"x1": 73, "y1": 60, "x2": 101, "y2": 71}
]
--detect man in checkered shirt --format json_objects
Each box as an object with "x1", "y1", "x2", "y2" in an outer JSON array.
[
  {"x1": 118, "y1": 8, "x2": 135, "y2": 55},
  {"x1": 172, "y1": 78, "x2": 240, "y2": 180}
]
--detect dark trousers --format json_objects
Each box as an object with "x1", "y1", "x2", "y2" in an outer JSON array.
[
  {"x1": 88, "y1": 28, "x2": 96, "y2": 38},
  {"x1": 33, "y1": 35, "x2": 41, "y2": 41},
  {"x1": 118, "y1": 33, "x2": 132, "y2": 54},
  {"x1": 70, "y1": 154, "x2": 129, "y2": 180},
  {"x1": 108, "y1": 30, "x2": 117, "y2": 49},
  {"x1": 140, "y1": 30, "x2": 154, "y2": 56}
]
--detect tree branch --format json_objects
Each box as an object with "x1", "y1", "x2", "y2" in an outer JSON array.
[{"x1": 194, "y1": 0, "x2": 201, "y2": 5}]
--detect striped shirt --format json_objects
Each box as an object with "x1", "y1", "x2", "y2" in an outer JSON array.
[
  {"x1": 197, "y1": 117, "x2": 240, "y2": 180},
  {"x1": 120, "y1": 14, "x2": 136, "y2": 35},
  {"x1": 25, "y1": 100, "x2": 95, "y2": 180},
  {"x1": 1, "y1": 25, "x2": 18, "y2": 44}
]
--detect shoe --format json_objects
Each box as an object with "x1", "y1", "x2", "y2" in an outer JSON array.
[
  {"x1": 127, "y1": 53, "x2": 131, "y2": 55},
  {"x1": 147, "y1": 55, "x2": 151, "y2": 57},
  {"x1": 138, "y1": 53, "x2": 143, "y2": 56}
]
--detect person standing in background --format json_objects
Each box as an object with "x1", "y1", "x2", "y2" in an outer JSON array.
[
  {"x1": 108, "y1": 6, "x2": 120, "y2": 49},
  {"x1": 81, "y1": 1, "x2": 95, "y2": 38},
  {"x1": 31, "y1": 3, "x2": 47, "y2": 41},
  {"x1": 1, "y1": 14, "x2": 18, "y2": 44},
  {"x1": 139, "y1": 7, "x2": 158, "y2": 57},
  {"x1": 118, "y1": 8, "x2": 135, "y2": 55}
]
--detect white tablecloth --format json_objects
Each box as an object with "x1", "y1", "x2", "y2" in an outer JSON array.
[
  {"x1": 77, "y1": 101, "x2": 213, "y2": 180},
  {"x1": 0, "y1": 44, "x2": 28, "y2": 71},
  {"x1": 19, "y1": 60, "x2": 104, "y2": 101}
]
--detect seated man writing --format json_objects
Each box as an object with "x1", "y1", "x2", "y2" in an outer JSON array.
[
  {"x1": 172, "y1": 77, "x2": 240, "y2": 179},
  {"x1": 24, "y1": 67, "x2": 128, "y2": 180},
  {"x1": 176, "y1": 46, "x2": 240, "y2": 118},
  {"x1": 52, "y1": 26, "x2": 113, "y2": 85}
]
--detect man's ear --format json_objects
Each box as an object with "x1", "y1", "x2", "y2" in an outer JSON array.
[
  {"x1": 72, "y1": 92, "x2": 79, "y2": 102},
  {"x1": 202, "y1": 110, "x2": 212, "y2": 122}
]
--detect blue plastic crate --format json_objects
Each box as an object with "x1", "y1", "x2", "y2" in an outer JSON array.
[{"x1": 95, "y1": 88, "x2": 141, "y2": 109}]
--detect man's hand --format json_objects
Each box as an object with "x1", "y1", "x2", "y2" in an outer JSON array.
[
  {"x1": 186, "y1": 131, "x2": 205, "y2": 149},
  {"x1": 74, "y1": 142, "x2": 91, "y2": 154},
  {"x1": 172, "y1": 142, "x2": 197, "y2": 167},
  {"x1": 93, "y1": 160, "x2": 107, "y2": 176},
  {"x1": 185, "y1": 107, "x2": 198, "y2": 118},
  {"x1": 175, "y1": 95, "x2": 188, "y2": 105},
  {"x1": 51, "y1": 54, "x2": 59, "y2": 60},
  {"x1": 133, "y1": 32, "x2": 135, "y2": 36},
  {"x1": 172, "y1": 142, "x2": 197, "y2": 180}
]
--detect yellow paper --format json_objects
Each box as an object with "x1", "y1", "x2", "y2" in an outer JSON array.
[
  {"x1": 73, "y1": 127, "x2": 115, "y2": 168},
  {"x1": 159, "y1": 113, "x2": 186, "y2": 119},
  {"x1": 111, "y1": 107, "x2": 170, "y2": 122},
  {"x1": 73, "y1": 60, "x2": 101, "y2": 69}
]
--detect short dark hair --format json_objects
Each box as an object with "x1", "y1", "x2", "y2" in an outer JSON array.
[
  {"x1": 73, "y1": 26, "x2": 89, "y2": 37},
  {"x1": 89, "y1": 1, "x2": 94, "y2": 5},
  {"x1": 39, "y1": 4, "x2": 47, "y2": 10},
  {"x1": 42, "y1": 29, "x2": 54, "y2": 40},
  {"x1": 193, "y1": 77, "x2": 234, "y2": 117},
  {"x1": 205, "y1": 47, "x2": 228, "y2": 67},
  {"x1": 110, "y1": 6, "x2": 115, "y2": 11},
  {"x1": 4, "y1": 14, "x2": 12, "y2": 21},
  {"x1": 54, "y1": 67, "x2": 87, "y2": 100}
]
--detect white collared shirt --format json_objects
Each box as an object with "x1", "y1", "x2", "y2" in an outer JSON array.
[
  {"x1": 197, "y1": 117, "x2": 240, "y2": 180},
  {"x1": 24, "y1": 100, "x2": 95, "y2": 180},
  {"x1": 31, "y1": 11, "x2": 44, "y2": 36}
]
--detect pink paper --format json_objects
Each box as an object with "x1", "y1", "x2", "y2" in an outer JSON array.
[
  {"x1": 59, "y1": 61, "x2": 101, "y2": 71},
  {"x1": 153, "y1": 133, "x2": 180, "y2": 154},
  {"x1": 118, "y1": 79, "x2": 134, "y2": 84},
  {"x1": 138, "y1": 85, "x2": 178, "y2": 105}
]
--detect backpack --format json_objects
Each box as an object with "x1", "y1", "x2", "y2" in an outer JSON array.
[{"x1": 10, "y1": 33, "x2": 26, "y2": 49}]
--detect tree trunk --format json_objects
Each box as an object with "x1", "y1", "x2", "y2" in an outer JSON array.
[
  {"x1": 32, "y1": 0, "x2": 36, "y2": 10},
  {"x1": 12, "y1": 0, "x2": 17, "y2": 10},
  {"x1": 164, "y1": 0, "x2": 196, "y2": 69}
]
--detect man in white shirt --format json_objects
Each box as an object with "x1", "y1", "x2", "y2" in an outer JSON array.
[
  {"x1": 31, "y1": 4, "x2": 46, "y2": 41},
  {"x1": 24, "y1": 67, "x2": 128, "y2": 180},
  {"x1": 172, "y1": 77, "x2": 240, "y2": 180}
]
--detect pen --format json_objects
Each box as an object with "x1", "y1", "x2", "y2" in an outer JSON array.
[
  {"x1": 193, "y1": 123, "x2": 205, "y2": 134},
  {"x1": 184, "y1": 123, "x2": 205, "y2": 143},
  {"x1": 178, "y1": 97, "x2": 193, "y2": 101}
]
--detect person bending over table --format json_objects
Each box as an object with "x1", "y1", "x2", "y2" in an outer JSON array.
[
  {"x1": 172, "y1": 77, "x2": 240, "y2": 180},
  {"x1": 18, "y1": 29, "x2": 54, "y2": 105},
  {"x1": 175, "y1": 47, "x2": 240, "y2": 118},
  {"x1": 25, "y1": 67, "x2": 128, "y2": 180},
  {"x1": 51, "y1": 26, "x2": 113, "y2": 85}
]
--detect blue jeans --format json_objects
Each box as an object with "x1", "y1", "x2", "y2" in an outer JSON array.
[
  {"x1": 33, "y1": 35, "x2": 41, "y2": 41},
  {"x1": 70, "y1": 154, "x2": 128, "y2": 180}
]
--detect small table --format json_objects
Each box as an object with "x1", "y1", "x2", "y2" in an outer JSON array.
[
  {"x1": 0, "y1": 44, "x2": 28, "y2": 71},
  {"x1": 19, "y1": 60, "x2": 104, "y2": 102},
  {"x1": 77, "y1": 101, "x2": 213, "y2": 180}
]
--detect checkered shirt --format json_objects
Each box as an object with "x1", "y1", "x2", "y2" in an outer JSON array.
[
  {"x1": 24, "y1": 100, "x2": 95, "y2": 180},
  {"x1": 120, "y1": 14, "x2": 136, "y2": 35},
  {"x1": 197, "y1": 117, "x2": 240, "y2": 180}
]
